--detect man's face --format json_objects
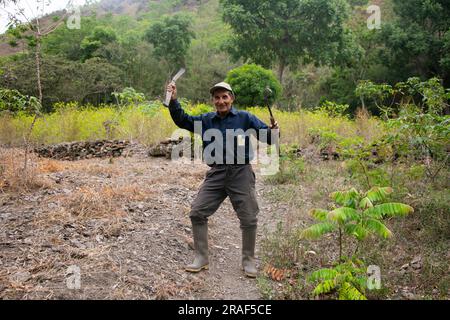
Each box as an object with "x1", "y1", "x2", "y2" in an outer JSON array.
[{"x1": 212, "y1": 89, "x2": 234, "y2": 116}]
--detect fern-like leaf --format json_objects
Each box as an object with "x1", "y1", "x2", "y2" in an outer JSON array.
[
  {"x1": 310, "y1": 268, "x2": 338, "y2": 282},
  {"x1": 331, "y1": 188, "x2": 359, "y2": 208},
  {"x1": 344, "y1": 224, "x2": 369, "y2": 241},
  {"x1": 339, "y1": 282, "x2": 367, "y2": 300},
  {"x1": 327, "y1": 207, "x2": 359, "y2": 224},
  {"x1": 364, "y1": 203, "x2": 414, "y2": 219},
  {"x1": 313, "y1": 280, "x2": 336, "y2": 295},
  {"x1": 366, "y1": 187, "x2": 393, "y2": 203},
  {"x1": 300, "y1": 222, "x2": 336, "y2": 239},
  {"x1": 309, "y1": 209, "x2": 329, "y2": 221},
  {"x1": 359, "y1": 197, "x2": 373, "y2": 210},
  {"x1": 365, "y1": 218, "x2": 392, "y2": 239}
]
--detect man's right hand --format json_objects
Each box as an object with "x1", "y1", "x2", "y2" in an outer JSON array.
[{"x1": 167, "y1": 82, "x2": 177, "y2": 101}]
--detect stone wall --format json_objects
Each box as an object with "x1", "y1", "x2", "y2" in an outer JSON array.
[
  {"x1": 148, "y1": 137, "x2": 190, "y2": 159},
  {"x1": 34, "y1": 140, "x2": 130, "y2": 161}
]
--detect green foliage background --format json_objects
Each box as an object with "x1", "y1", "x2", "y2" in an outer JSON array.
[{"x1": 1, "y1": 0, "x2": 448, "y2": 113}]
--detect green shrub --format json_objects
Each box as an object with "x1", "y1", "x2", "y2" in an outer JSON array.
[
  {"x1": 112, "y1": 87, "x2": 146, "y2": 106},
  {"x1": 225, "y1": 64, "x2": 282, "y2": 108},
  {"x1": 317, "y1": 100, "x2": 350, "y2": 118},
  {"x1": 265, "y1": 144, "x2": 305, "y2": 185},
  {"x1": 308, "y1": 127, "x2": 342, "y2": 150},
  {"x1": 0, "y1": 88, "x2": 40, "y2": 115}
]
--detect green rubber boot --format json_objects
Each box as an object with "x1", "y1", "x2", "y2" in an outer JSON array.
[
  {"x1": 242, "y1": 227, "x2": 258, "y2": 278},
  {"x1": 185, "y1": 223, "x2": 209, "y2": 273}
]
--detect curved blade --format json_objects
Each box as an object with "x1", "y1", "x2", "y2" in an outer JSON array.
[
  {"x1": 164, "y1": 68, "x2": 186, "y2": 107},
  {"x1": 172, "y1": 68, "x2": 186, "y2": 82}
]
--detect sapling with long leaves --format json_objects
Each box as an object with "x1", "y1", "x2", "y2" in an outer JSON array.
[
  {"x1": 300, "y1": 186, "x2": 413, "y2": 300},
  {"x1": 300, "y1": 187, "x2": 413, "y2": 261}
]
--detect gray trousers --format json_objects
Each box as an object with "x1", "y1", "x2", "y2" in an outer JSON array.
[{"x1": 190, "y1": 164, "x2": 259, "y2": 230}]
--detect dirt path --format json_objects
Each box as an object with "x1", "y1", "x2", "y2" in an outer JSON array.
[{"x1": 0, "y1": 146, "x2": 286, "y2": 300}]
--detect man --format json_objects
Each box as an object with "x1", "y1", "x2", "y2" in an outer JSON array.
[{"x1": 166, "y1": 81, "x2": 279, "y2": 278}]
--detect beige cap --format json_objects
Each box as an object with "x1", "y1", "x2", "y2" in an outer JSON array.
[{"x1": 210, "y1": 82, "x2": 234, "y2": 95}]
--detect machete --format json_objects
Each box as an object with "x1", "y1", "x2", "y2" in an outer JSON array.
[{"x1": 164, "y1": 68, "x2": 186, "y2": 107}]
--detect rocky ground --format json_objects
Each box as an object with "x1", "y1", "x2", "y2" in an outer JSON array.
[{"x1": 0, "y1": 144, "x2": 287, "y2": 300}]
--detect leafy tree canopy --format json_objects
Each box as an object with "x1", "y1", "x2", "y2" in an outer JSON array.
[
  {"x1": 143, "y1": 14, "x2": 195, "y2": 69},
  {"x1": 220, "y1": 0, "x2": 353, "y2": 81},
  {"x1": 380, "y1": 0, "x2": 450, "y2": 86}
]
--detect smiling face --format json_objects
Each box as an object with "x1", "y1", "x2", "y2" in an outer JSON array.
[{"x1": 212, "y1": 89, "x2": 234, "y2": 117}]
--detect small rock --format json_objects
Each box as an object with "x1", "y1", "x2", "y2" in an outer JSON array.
[
  {"x1": 400, "y1": 263, "x2": 409, "y2": 270},
  {"x1": 401, "y1": 292, "x2": 416, "y2": 300},
  {"x1": 410, "y1": 256, "x2": 422, "y2": 270}
]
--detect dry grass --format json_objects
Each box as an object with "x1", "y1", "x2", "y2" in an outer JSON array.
[
  {"x1": 38, "y1": 158, "x2": 68, "y2": 173},
  {"x1": 354, "y1": 107, "x2": 384, "y2": 142},
  {"x1": 53, "y1": 185, "x2": 152, "y2": 218},
  {"x1": 0, "y1": 148, "x2": 54, "y2": 193},
  {"x1": 0, "y1": 240, "x2": 114, "y2": 299},
  {"x1": 62, "y1": 184, "x2": 150, "y2": 219},
  {"x1": 73, "y1": 163, "x2": 121, "y2": 177}
]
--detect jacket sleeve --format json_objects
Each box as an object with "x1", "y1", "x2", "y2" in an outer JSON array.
[
  {"x1": 168, "y1": 99, "x2": 203, "y2": 133},
  {"x1": 248, "y1": 113, "x2": 280, "y2": 145}
]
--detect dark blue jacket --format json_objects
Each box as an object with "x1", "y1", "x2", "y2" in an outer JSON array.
[{"x1": 169, "y1": 99, "x2": 277, "y2": 165}]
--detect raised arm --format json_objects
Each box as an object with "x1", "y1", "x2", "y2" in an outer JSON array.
[
  {"x1": 248, "y1": 113, "x2": 280, "y2": 145},
  {"x1": 167, "y1": 82, "x2": 202, "y2": 133}
]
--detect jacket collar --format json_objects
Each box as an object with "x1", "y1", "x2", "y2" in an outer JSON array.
[{"x1": 214, "y1": 106, "x2": 237, "y2": 119}]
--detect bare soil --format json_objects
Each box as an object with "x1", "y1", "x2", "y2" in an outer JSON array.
[{"x1": 0, "y1": 145, "x2": 286, "y2": 300}]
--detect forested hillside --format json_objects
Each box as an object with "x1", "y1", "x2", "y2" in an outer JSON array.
[{"x1": 1, "y1": 0, "x2": 449, "y2": 113}]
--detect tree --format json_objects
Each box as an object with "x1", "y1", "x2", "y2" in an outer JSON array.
[
  {"x1": 143, "y1": 14, "x2": 195, "y2": 70},
  {"x1": 4, "y1": 0, "x2": 75, "y2": 172},
  {"x1": 80, "y1": 26, "x2": 118, "y2": 61},
  {"x1": 42, "y1": 15, "x2": 99, "y2": 61},
  {"x1": 380, "y1": 0, "x2": 450, "y2": 87},
  {"x1": 225, "y1": 64, "x2": 282, "y2": 107},
  {"x1": 220, "y1": 0, "x2": 351, "y2": 82},
  {"x1": 184, "y1": 43, "x2": 239, "y2": 103}
]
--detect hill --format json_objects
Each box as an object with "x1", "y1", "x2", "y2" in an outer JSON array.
[{"x1": 0, "y1": 0, "x2": 213, "y2": 57}]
